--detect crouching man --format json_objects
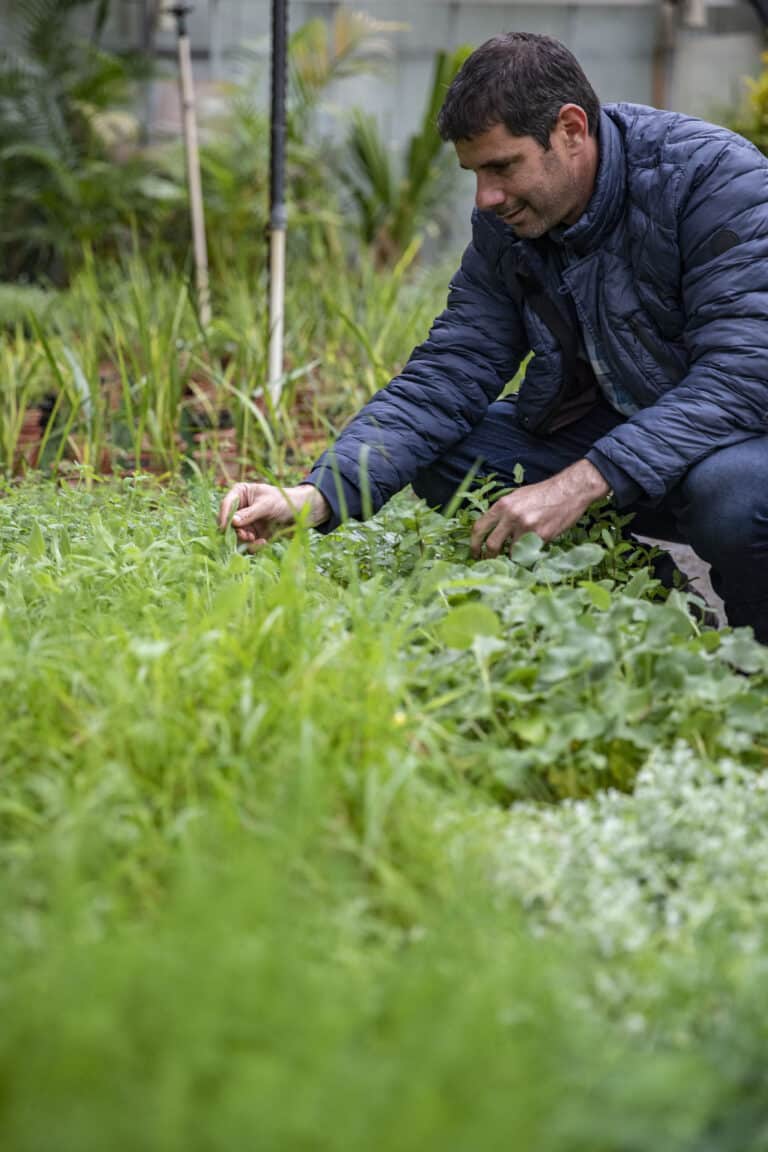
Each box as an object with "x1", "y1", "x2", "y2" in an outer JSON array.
[{"x1": 219, "y1": 33, "x2": 768, "y2": 642}]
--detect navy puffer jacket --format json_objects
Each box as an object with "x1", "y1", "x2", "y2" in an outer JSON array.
[{"x1": 308, "y1": 104, "x2": 768, "y2": 525}]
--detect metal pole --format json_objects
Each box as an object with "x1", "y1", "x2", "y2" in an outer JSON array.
[
  {"x1": 170, "y1": 3, "x2": 212, "y2": 328},
  {"x1": 268, "y1": 0, "x2": 288, "y2": 406},
  {"x1": 209, "y1": 0, "x2": 223, "y2": 82}
]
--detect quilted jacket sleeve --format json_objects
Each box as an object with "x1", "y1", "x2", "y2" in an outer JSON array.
[
  {"x1": 588, "y1": 135, "x2": 768, "y2": 505},
  {"x1": 306, "y1": 221, "x2": 529, "y2": 530}
]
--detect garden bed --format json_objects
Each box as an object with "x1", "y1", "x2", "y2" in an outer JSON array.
[{"x1": 1, "y1": 479, "x2": 767, "y2": 1149}]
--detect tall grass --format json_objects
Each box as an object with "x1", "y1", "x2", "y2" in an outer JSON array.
[
  {"x1": 1, "y1": 481, "x2": 768, "y2": 1149},
  {"x1": 0, "y1": 243, "x2": 454, "y2": 480},
  {"x1": 0, "y1": 327, "x2": 46, "y2": 471}
]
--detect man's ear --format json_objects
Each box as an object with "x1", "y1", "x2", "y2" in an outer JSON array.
[{"x1": 556, "y1": 103, "x2": 590, "y2": 150}]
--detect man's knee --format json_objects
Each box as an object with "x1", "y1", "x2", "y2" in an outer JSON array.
[{"x1": 679, "y1": 440, "x2": 768, "y2": 556}]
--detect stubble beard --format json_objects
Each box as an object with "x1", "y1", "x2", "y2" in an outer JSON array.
[
  {"x1": 504, "y1": 155, "x2": 581, "y2": 240},
  {"x1": 505, "y1": 209, "x2": 557, "y2": 240}
]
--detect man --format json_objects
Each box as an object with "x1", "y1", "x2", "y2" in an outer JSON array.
[{"x1": 219, "y1": 33, "x2": 768, "y2": 641}]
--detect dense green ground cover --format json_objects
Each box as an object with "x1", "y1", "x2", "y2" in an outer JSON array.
[{"x1": 2, "y1": 480, "x2": 768, "y2": 1150}]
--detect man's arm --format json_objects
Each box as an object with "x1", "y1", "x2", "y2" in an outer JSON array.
[
  {"x1": 305, "y1": 216, "x2": 529, "y2": 531},
  {"x1": 219, "y1": 217, "x2": 528, "y2": 546}
]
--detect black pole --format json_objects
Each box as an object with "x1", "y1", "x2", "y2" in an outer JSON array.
[
  {"x1": 269, "y1": 0, "x2": 288, "y2": 234},
  {"x1": 268, "y1": 0, "x2": 288, "y2": 398},
  {"x1": 170, "y1": 2, "x2": 190, "y2": 36}
]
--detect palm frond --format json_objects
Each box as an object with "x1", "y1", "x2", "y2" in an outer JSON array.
[{"x1": 343, "y1": 45, "x2": 472, "y2": 264}]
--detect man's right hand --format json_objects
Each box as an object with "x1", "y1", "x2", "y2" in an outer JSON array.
[{"x1": 218, "y1": 482, "x2": 330, "y2": 549}]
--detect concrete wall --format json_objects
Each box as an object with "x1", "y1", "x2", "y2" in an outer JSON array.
[
  {"x1": 83, "y1": 1, "x2": 764, "y2": 128},
  {"x1": 5, "y1": 1, "x2": 762, "y2": 138},
  {"x1": 124, "y1": 0, "x2": 764, "y2": 234},
  {"x1": 3, "y1": 0, "x2": 764, "y2": 237}
]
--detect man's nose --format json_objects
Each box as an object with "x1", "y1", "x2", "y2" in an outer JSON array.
[{"x1": 475, "y1": 175, "x2": 505, "y2": 212}]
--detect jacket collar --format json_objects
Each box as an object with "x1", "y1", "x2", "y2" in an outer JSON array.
[
  {"x1": 558, "y1": 108, "x2": 626, "y2": 255},
  {"x1": 481, "y1": 108, "x2": 627, "y2": 269}
]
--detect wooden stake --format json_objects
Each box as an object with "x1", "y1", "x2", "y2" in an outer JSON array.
[{"x1": 171, "y1": 4, "x2": 212, "y2": 328}]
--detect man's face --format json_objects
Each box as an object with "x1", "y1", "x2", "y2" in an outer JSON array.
[{"x1": 455, "y1": 118, "x2": 587, "y2": 239}]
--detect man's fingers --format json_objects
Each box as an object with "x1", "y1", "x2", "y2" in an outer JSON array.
[
  {"x1": 232, "y1": 490, "x2": 301, "y2": 531},
  {"x1": 471, "y1": 503, "x2": 525, "y2": 558},
  {"x1": 219, "y1": 482, "x2": 319, "y2": 544},
  {"x1": 218, "y1": 482, "x2": 257, "y2": 532},
  {"x1": 231, "y1": 500, "x2": 272, "y2": 529},
  {"x1": 484, "y1": 522, "x2": 513, "y2": 557},
  {"x1": 471, "y1": 509, "x2": 497, "y2": 558},
  {"x1": 471, "y1": 508, "x2": 516, "y2": 558},
  {"x1": 218, "y1": 486, "x2": 244, "y2": 532}
]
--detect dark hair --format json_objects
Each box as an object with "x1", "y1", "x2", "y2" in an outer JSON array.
[{"x1": 437, "y1": 33, "x2": 600, "y2": 147}]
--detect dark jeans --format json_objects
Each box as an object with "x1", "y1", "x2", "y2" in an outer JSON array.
[{"x1": 412, "y1": 397, "x2": 768, "y2": 642}]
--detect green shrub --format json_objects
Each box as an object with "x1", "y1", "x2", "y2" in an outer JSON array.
[
  {"x1": 0, "y1": 0, "x2": 177, "y2": 283},
  {"x1": 720, "y1": 50, "x2": 768, "y2": 153}
]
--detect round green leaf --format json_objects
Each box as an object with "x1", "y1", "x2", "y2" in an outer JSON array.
[{"x1": 437, "y1": 602, "x2": 501, "y2": 649}]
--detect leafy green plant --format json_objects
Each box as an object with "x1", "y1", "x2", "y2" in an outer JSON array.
[
  {"x1": 102, "y1": 252, "x2": 200, "y2": 468},
  {"x1": 287, "y1": 9, "x2": 401, "y2": 139},
  {"x1": 314, "y1": 495, "x2": 766, "y2": 801},
  {"x1": 152, "y1": 9, "x2": 399, "y2": 284},
  {"x1": 0, "y1": 481, "x2": 767, "y2": 1152},
  {"x1": 721, "y1": 50, "x2": 768, "y2": 153},
  {"x1": 0, "y1": 0, "x2": 173, "y2": 282},
  {"x1": 344, "y1": 45, "x2": 472, "y2": 266},
  {"x1": 0, "y1": 327, "x2": 47, "y2": 473}
]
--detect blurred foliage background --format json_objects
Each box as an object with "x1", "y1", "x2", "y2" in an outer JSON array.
[
  {"x1": 2, "y1": 0, "x2": 764, "y2": 485},
  {"x1": 4, "y1": 8, "x2": 768, "y2": 1147},
  {"x1": 0, "y1": 0, "x2": 469, "y2": 286},
  {"x1": 0, "y1": 0, "x2": 474, "y2": 481}
]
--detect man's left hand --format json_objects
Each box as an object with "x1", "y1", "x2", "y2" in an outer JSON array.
[{"x1": 470, "y1": 459, "x2": 610, "y2": 559}]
